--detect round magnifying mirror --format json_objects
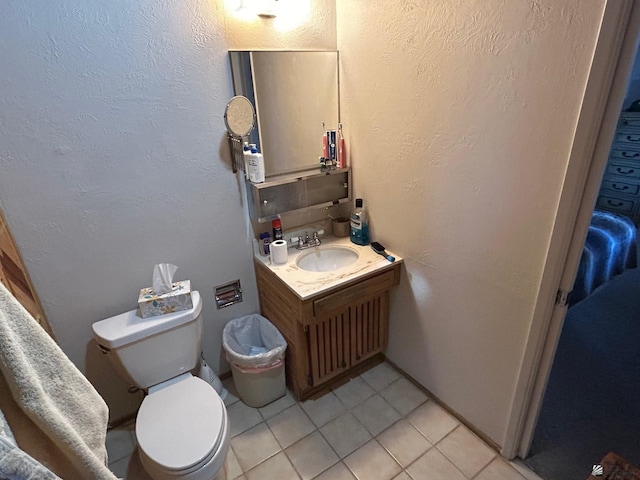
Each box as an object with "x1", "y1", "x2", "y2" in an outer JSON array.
[{"x1": 224, "y1": 95, "x2": 255, "y2": 138}]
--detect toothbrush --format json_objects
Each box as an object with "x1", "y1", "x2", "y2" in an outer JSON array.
[
  {"x1": 371, "y1": 242, "x2": 395, "y2": 262},
  {"x1": 322, "y1": 121, "x2": 329, "y2": 158},
  {"x1": 338, "y1": 123, "x2": 346, "y2": 168}
]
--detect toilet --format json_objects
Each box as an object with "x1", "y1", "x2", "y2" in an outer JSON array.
[{"x1": 92, "y1": 291, "x2": 229, "y2": 480}]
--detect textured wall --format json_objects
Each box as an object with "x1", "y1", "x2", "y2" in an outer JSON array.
[
  {"x1": 0, "y1": 0, "x2": 335, "y2": 421},
  {"x1": 225, "y1": 0, "x2": 335, "y2": 50},
  {"x1": 337, "y1": 0, "x2": 604, "y2": 446}
]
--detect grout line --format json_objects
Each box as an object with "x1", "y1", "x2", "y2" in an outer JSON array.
[{"x1": 111, "y1": 363, "x2": 539, "y2": 480}]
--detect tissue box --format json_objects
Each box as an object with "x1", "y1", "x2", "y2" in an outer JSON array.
[{"x1": 138, "y1": 280, "x2": 193, "y2": 318}]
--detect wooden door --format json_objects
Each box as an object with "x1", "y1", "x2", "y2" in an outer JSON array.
[{"x1": 0, "y1": 209, "x2": 53, "y2": 337}]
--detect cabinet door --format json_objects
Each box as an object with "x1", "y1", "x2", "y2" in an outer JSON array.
[{"x1": 307, "y1": 270, "x2": 394, "y2": 386}]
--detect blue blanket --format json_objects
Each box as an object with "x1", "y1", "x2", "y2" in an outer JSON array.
[{"x1": 568, "y1": 210, "x2": 638, "y2": 306}]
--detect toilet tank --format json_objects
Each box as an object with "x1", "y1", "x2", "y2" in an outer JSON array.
[{"x1": 92, "y1": 291, "x2": 203, "y2": 390}]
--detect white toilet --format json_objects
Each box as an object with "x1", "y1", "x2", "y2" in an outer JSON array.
[{"x1": 92, "y1": 291, "x2": 229, "y2": 480}]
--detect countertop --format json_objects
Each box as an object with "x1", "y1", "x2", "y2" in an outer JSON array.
[{"x1": 254, "y1": 235, "x2": 403, "y2": 300}]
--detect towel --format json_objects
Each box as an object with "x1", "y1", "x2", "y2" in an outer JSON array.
[
  {"x1": 0, "y1": 433, "x2": 60, "y2": 480},
  {"x1": 0, "y1": 282, "x2": 117, "y2": 479}
]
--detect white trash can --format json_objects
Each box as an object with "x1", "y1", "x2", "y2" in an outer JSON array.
[{"x1": 223, "y1": 314, "x2": 287, "y2": 407}]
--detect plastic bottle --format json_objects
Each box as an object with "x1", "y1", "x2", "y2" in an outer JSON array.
[
  {"x1": 350, "y1": 198, "x2": 370, "y2": 245},
  {"x1": 259, "y1": 232, "x2": 272, "y2": 256},
  {"x1": 272, "y1": 219, "x2": 283, "y2": 240},
  {"x1": 248, "y1": 146, "x2": 265, "y2": 184}
]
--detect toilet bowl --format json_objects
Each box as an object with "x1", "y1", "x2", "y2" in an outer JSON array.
[
  {"x1": 92, "y1": 291, "x2": 228, "y2": 480},
  {"x1": 136, "y1": 374, "x2": 229, "y2": 480}
]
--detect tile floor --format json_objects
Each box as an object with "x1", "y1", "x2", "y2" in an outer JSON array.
[{"x1": 106, "y1": 362, "x2": 543, "y2": 480}]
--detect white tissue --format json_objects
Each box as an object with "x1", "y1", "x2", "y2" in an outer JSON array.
[{"x1": 152, "y1": 263, "x2": 178, "y2": 295}]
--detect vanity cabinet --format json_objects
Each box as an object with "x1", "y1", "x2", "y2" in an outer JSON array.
[
  {"x1": 596, "y1": 111, "x2": 640, "y2": 224},
  {"x1": 254, "y1": 259, "x2": 401, "y2": 400}
]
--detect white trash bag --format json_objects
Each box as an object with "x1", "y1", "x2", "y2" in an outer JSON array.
[{"x1": 222, "y1": 314, "x2": 287, "y2": 369}]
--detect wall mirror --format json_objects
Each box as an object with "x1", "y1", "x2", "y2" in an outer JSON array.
[{"x1": 229, "y1": 50, "x2": 340, "y2": 178}]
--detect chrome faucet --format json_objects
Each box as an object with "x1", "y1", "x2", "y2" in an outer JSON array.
[{"x1": 296, "y1": 231, "x2": 322, "y2": 250}]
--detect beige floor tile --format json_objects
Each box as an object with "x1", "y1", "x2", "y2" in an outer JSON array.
[
  {"x1": 227, "y1": 401, "x2": 263, "y2": 438},
  {"x1": 406, "y1": 448, "x2": 466, "y2": 480},
  {"x1": 106, "y1": 427, "x2": 136, "y2": 464},
  {"x1": 225, "y1": 447, "x2": 243, "y2": 480},
  {"x1": 392, "y1": 472, "x2": 412, "y2": 480},
  {"x1": 245, "y1": 452, "x2": 300, "y2": 480},
  {"x1": 266, "y1": 404, "x2": 316, "y2": 448},
  {"x1": 313, "y1": 462, "x2": 357, "y2": 480},
  {"x1": 352, "y1": 394, "x2": 401, "y2": 436},
  {"x1": 230, "y1": 423, "x2": 281, "y2": 472},
  {"x1": 104, "y1": 365, "x2": 524, "y2": 480},
  {"x1": 319, "y1": 412, "x2": 372, "y2": 458},
  {"x1": 223, "y1": 377, "x2": 240, "y2": 406},
  {"x1": 406, "y1": 401, "x2": 459, "y2": 443},
  {"x1": 332, "y1": 376, "x2": 376, "y2": 409},
  {"x1": 300, "y1": 391, "x2": 346, "y2": 427},
  {"x1": 360, "y1": 362, "x2": 402, "y2": 392},
  {"x1": 377, "y1": 419, "x2": 432, "y2": 467},
  {"x1": 344, "y1": 440, "x2": 402, "y2": 480},
  {"x1": 474, "y1": 457, "x2": 527, "y2": 480},
  {"x1": 285, "y1": 431, "x2": 339, "y2": 480},
  {"x1": 379, "y1": 378, "x2": 428, "y2": 416},
  {"x1": 108, "y1": 455, "x2": 132, "y2": 478},
  {"x1": 259, "y1": 390, "x2": 297, "y2": 420},
  {"x1": 436, "y1": 425, "x2": 496, "y2": 478},
  {"x1": 124, "y1": 451, "x2": 153, "y2": 480}
]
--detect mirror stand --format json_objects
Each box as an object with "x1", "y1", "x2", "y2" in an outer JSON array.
[{"x1": 227, "y1": 134, "x2": 245, "y2": 175}]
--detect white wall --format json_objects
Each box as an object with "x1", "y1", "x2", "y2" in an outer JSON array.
[
  {"x1": 0, "y1": 0, "x2": 609, "y2": 447},
  {"x1": 0, "y1": 0, "x2": 334, "y2": 421},
  {"x1": 336, "y1": 1, "x2": 604, "y2": 447}
]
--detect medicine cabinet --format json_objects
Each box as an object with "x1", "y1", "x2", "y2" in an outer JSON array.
[
  {"x1": 229, "y1": 50, "x2": 340, "y2": 178},
  {"x1": 246, "y1": 168, "x2": 351, "y2": 223},
  {"x1": 229, "y1": 50, "x2": 348, "y2": 222}
]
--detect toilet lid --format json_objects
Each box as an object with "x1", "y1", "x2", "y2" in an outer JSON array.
[{"x1": 136, "y1": 376, "x2": 224, "y2": 471}]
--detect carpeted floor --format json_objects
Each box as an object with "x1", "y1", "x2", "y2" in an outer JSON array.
[{"x1": 524, "y1": 265, "x2": 640, "y2": 480}]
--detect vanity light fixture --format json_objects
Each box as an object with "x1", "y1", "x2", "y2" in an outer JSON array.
[
  {"x1": 234, "y1": 0, "x2": 278, "y2": 18},
  {"x1": 257, "y1": 0, "x2": 279, "y2": 18}
]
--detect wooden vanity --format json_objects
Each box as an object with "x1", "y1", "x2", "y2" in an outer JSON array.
[{"x1": 253, "y1": 239, "x2": 402, "y2": 400}]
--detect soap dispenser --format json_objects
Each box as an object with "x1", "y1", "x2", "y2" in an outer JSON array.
[{"x1": 350, "y1": 198, "x2": 370, "y2": 246}]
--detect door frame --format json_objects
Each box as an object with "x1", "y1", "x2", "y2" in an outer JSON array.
[{"x1": 501, "y1": 0, "x2": 640, "y2": 459}]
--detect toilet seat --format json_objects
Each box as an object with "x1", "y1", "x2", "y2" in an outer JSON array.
[{"x1": 136, "y1": 374, "x2": 225, "y2": 473}]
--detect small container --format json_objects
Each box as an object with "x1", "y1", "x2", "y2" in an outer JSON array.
[
  {"x1": 272, "y1": 219, "x2": 283, "y2": 240},
  {"x1": 327, "y1": 130, "x2": 336, "y2": 161},
  {"x1": 259, "y1": 232, "x2": 272, "y2": 256},
  {"x1": 332, "y1": 217, "x2": 350, "y2": 237}
]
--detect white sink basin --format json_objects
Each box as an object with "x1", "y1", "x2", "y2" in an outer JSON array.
[{"x1": 296, "y1": 246, "x2": 359, "y2": 272}]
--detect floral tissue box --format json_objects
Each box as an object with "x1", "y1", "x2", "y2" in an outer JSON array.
[{"x1": 137, "y1": 280, "x2": 193, "y2": 318}]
